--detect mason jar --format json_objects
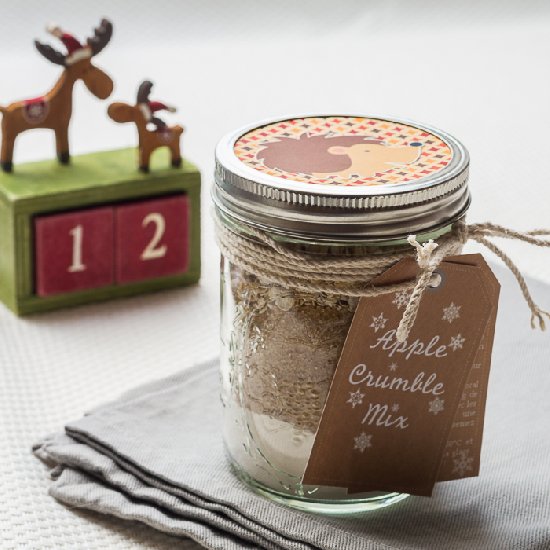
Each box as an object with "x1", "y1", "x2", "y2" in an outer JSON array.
[{"x1": 213, "y1": 115, "x2": 469, "y2": 513}]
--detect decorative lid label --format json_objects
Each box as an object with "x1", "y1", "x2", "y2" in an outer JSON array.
[{"x1": 234, "y1": 116, "x2": 453, "y2": 187}]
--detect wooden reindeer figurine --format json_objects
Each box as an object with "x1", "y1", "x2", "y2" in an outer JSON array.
[
  {"x1": 107, "y1": 80, "x2": 183, "y2": 172},
  {"x1": 0, "y1": 19, "x2": 114, "y2": 173}
]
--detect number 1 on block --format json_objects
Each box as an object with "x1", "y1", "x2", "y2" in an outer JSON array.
[
  {"x1": 68, "y1": 224, "x2": 86, "y2": 272},
  {"x1": 34, "y1": 207, "x2": 115, "y2": 296}
]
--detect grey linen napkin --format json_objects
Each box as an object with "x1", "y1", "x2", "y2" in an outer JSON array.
[{"x1": 34, "y1": 268, "x2": 550, "y2": 550}]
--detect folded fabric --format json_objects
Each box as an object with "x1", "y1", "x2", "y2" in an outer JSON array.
[{"x1": 34, "y1": 268, "x2": 550, "y2": 550}]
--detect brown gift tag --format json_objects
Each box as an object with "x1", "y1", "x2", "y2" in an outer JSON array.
[
  {"x1": 302, "y1": 254, "x2": 500, "y2": 496},
  {"x1": 436, "y1": 256, "x2": 500, "y2": 482}
]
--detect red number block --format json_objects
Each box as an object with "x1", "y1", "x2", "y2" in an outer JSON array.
[
  {"x1": 115, "y1": 195, "x2": 189, "y2": 284},
  {"x1": 35, "y1": 207, "x2": 115, "y2": 296}
]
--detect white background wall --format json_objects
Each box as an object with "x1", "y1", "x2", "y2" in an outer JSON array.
[{"x1": 1, "y1": 0, "x2": 549, "y2": 283}]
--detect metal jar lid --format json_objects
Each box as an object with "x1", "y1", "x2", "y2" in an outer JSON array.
[{"x1": 213, "y1": 114, "x2": 470, "y2": 243}]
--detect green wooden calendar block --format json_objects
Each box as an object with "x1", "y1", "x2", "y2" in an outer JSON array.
[{"x1": 0, "y1": 147, "x2": 201, "y2": 315}]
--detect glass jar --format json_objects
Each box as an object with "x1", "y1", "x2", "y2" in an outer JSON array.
[{"x1": 213, "y1": 115, "x2": 469, "y2": 513}]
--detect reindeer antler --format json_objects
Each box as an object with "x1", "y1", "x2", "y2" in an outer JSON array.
[
  {"x1": 34, "y1": 40, "x2": 66, "y2": 66},
  {"x1": 87, "y1": 18, "x2": 113, "y2": 56},
  {"x1": 137, "y1": 80, "x2": 153, "y2": 103}
]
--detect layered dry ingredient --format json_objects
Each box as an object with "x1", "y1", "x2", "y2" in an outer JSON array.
[{"x1": 221, "y1": 258, "x2": 362, "y2": 495}]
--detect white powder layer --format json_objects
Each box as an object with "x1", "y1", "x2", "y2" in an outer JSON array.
[{"x1": 224, "y1": 402, "x2": 385, "y2": 500}]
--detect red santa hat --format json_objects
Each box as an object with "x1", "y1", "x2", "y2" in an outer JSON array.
[
  {"x1": 46, "y1": 24, "x2": 91, "y2": 64},
  {"x1": 149, "y1": 101, "x2": 177, "y2": 113}
]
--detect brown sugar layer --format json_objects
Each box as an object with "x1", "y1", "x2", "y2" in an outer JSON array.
[{"x1": 228, "y1": 264, "x2": 357, "y2": 433}]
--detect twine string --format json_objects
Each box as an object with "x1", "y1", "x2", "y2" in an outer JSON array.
[{"x1": 215, "y1": 216, "x2": 550, "y2": 343}]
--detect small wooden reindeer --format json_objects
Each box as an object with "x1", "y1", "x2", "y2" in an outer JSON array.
[
  {"x1": 0, "y1": 19, "x2": 114, "y2": 173},
  {"x1": 108, "y1": 80, "x2": 183, "y2": 172}
]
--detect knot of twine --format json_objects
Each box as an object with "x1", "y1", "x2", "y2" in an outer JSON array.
[{"x1": 215, "y1": 216, "x2": 550, "y2": 343}]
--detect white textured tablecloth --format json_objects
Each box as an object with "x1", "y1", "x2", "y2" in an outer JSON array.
[{"x1": 1, "y1": 1, "x2": 550, "y2": 548}]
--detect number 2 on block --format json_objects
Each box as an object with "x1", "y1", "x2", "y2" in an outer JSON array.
[
  {"x1": 68, "y1": 224, "x2": 86, "y2": 273},
  {"x1": 141, "y1": 212, "x2": 167, "y2": 260}
]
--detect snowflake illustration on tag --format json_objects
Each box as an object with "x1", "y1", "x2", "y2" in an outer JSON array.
[
  {"x1": 347, "y1": 389, "x2": 365, "y2": 408},
  {"x1": 353, "y1": 432, "x2": 373, "y2": 453},
  {"x1": 442, "y1": 302, "x2": 461, "y2": 323},
  {"x1": 391, "y1": 403, "x2": 400, "y2": 412},
  {"x1": 370, "y1": 313, "x2": 388, "y2": 333},
  {"x1": 452, "y1": 449, "x2": 474, "y2": 476},
  {"x1": 449, "y1": 333, "x2": 466, "y2": 351},
  {"x1": 428, "y1": 396, "x2": 445, "y2": 415},
  {"x1": 388, "y1": 362, "x2": 398, "y2": 372},
  {"x1": 392, "y1": 290, "x2": 411, "y2": 310}
]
